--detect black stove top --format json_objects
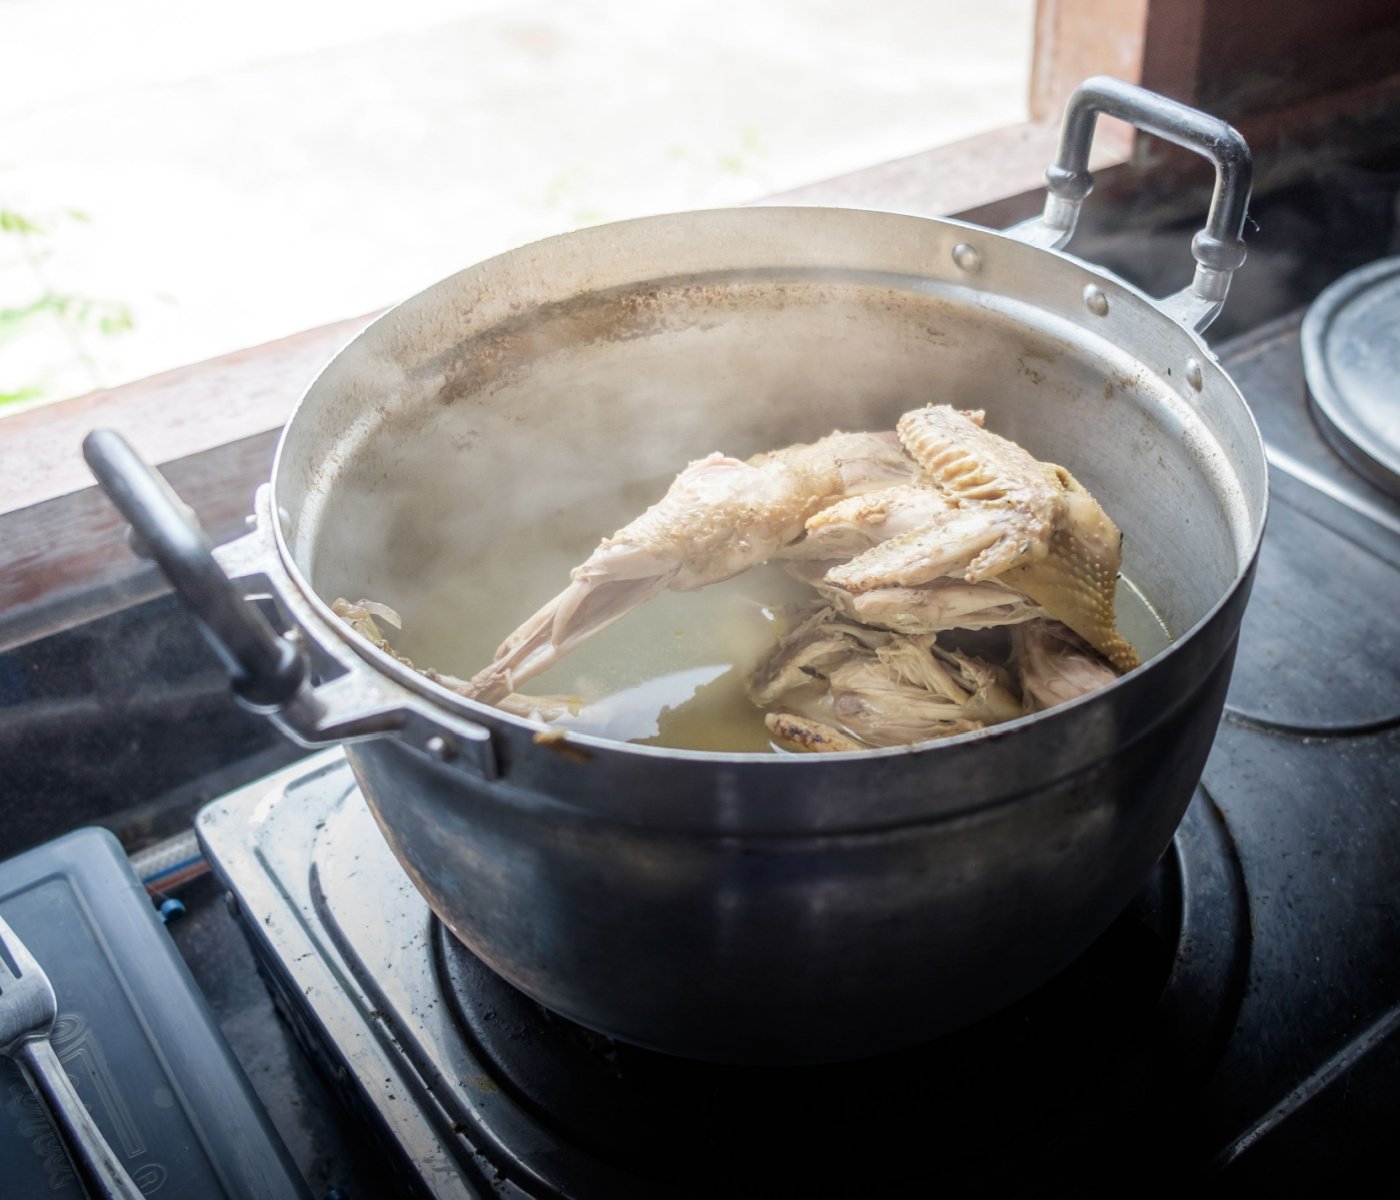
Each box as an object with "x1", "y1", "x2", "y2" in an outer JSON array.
[
  {"x1": 193, "y1": 307, "x2": 1400, "y2": 1196},
  {"x1": 427, "y1": 791, "x2": 1243, "y2": 1193},
  {"x1": 200, "y1": 756, "x2": 1236, "y2": 1197}
]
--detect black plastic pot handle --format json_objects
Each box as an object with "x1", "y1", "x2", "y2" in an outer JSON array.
[{"x1": 83, "y1": 429, "x2": 306, "y2": 709}]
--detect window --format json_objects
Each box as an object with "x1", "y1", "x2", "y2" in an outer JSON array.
[{"x1": 3, "y1": 0, "x2": 1036, "y2": 417}]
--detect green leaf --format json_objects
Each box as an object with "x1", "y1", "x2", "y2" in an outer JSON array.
[
  {"x1": 0, "y1": 296, "x2": 61, "y2": 341},
  {"x1": 0, "y1": 385, "x2": 44, "y2": 406},
  {"x1": 37, "y1": 292, "x2": 75, "y2": 317},
  {"x1": 98, "y1": 306, "x2": 135, "y2": 336},
  {"x1": 0, "y1": 209, "x2": 44, "y2": 235},
  {"x1": 0, "y1": 293, "x2": 137, "y2": 344}
]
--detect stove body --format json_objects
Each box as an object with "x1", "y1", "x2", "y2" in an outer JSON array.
[{"x1": 197, "y1": 313, "x2": 1400, "y2": 1196}]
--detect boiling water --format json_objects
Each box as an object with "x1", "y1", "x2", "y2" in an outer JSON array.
[{"x1": 388, "y1": 503, "x2": 1174, "y2": 754}]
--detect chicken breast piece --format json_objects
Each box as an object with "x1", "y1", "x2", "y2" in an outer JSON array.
[{"x1": 463, "y1": 431, "x2": 915, "y2": 703}]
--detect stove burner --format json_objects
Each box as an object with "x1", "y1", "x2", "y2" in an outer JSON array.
[
  {"x1": 433, "y1": 791, "x2": 1248, "y2": 1194},
  {"x1": 1226, "y1": 496, "x2": 1400, "y2": 732}
]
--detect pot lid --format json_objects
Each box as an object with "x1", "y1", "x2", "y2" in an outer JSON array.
[{"x1": 1302, "y1": 255, "x2": 1400, "y2": 498}]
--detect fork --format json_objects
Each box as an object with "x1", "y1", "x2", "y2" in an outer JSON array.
[{"x1": 0, "y1": 912, "x2": 145, "y2": 1200}]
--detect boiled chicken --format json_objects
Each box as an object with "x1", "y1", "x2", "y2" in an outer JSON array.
[
  {"x1": 785, "y1": 559, "x2": 1043, "y2": 635},
  {"x1": 827, "y1": 406, "x2": 1139, "y2": 672},
  {"x1": 461, "y1": 431, "x2": 915, "y2": 703},
  {"x1": 332, "y1": 405, "x2": 1140, "y2": 748},
  {"x1": 777, "y1": 483, "x2": 956, "y2": 562},
  {"x1": 747, "y1": 603, "x2": 890, "y2": 708},
  {"x1": 764, "y1": 713, "x2": 867, "y2": 753},
  {"x1": 827, "y1": 406, "x2": 1064, "y2": 587},
  {"x1": 999, "y1": 471, "x2": 1140, "y2": 672},
  {"x1": 751, "y1": 605, "x2": 1021, "y2": 752}
]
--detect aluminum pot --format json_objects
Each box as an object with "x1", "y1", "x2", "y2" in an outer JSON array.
[{"x1": 88, "y1": 78, "x2": 1267, "y2": 1064}]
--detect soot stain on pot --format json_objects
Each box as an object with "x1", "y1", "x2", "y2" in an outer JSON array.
[
  {"x1": 1019, "y1": 340, "x2": 1059, "y2": 365},
  {"x1": 409, "y1": 272, "x2": 950, "y2": 410},
  {"x1": 1017, "y1": 356, "x2": 1047, "y2": 387},
  {"x1": 415, "y1": 275, "x2": 778, "y2": 408},
  {"x1": 1107, "y1": 367, "x2": 1144, "y2": 400}
]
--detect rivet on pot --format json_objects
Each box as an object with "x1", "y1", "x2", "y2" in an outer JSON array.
[
  {"x1": 425, "y1": 735, "x2": 453, "y2": 761},
  {"x1": 1185, "y1": 358, "x2": 1204, "y2": 392},
  {"x1": 1083, "y1": 284, "x2": 1109, "y2": 316},
  {"x1": 951, "y1": 243, "x2": 982, "y2": 273}
]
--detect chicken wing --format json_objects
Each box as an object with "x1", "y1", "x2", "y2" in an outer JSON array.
[{"x1": 828, "y1": 406, "x2": 1138, "y2": 672}]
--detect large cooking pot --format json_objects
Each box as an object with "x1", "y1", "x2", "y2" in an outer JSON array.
[{"x1": 87, "y1": 78, "x2": 1267, "y2": 1063}]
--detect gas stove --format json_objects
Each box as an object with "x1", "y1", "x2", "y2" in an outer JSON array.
[
  {"x1": 195, "y1": 307, "x2": 1400, "y2": 1196},
  {"x1": 200, "y1": 751, "x2": 1247, "y2": 1197}
]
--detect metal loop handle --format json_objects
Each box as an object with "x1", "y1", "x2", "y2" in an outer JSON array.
[
  {"x1": 1014, "y1": 75, "x2": 1253, "y2": 331},
  {"x1": 83, "y1": 429, "x2": 307, "y2": 709}
]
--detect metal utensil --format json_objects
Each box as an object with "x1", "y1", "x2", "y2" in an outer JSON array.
[{"x1": 0, "y1": 913, "x2": 145, "y2": 1200}]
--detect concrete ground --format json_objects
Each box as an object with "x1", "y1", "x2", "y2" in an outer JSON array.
[{"x1": 1, "y1": 0, "x2": 1031, "y2": 408}]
